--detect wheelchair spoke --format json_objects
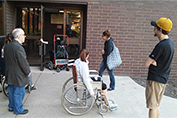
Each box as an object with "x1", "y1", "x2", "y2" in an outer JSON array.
[{"x1": 61, "y1": 84, "x2": 94, "y2": 115}]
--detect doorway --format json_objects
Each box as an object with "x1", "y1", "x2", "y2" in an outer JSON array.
[
  {"x1": 43, "y1": 8, "x2": 82, "y2": 61},
  {"x1": 16, "y1": 3, "x2": 87, "y2": 66}
]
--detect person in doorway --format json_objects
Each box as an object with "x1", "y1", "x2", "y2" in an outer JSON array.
[
  {"x1": 4, "y1": 28, "x2": 31, "y2": 114},
  {"x1": 144, "y1": 17, "x2": 174, "y2": 118},
  {"x1": 99, "y1": 30, "x2": 115, "y2": 91}
]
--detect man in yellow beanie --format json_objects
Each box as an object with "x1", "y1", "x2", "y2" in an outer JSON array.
[{"x1": 145, "y1": 17, "x2": 174, "y2": 118}]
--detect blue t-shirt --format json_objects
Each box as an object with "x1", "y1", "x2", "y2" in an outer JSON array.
[{"x1": 147, "y1": 38, "x2": 174, "y2": 84}]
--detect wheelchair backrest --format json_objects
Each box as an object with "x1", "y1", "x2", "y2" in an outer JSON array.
[
  {"x1": 72, "y1": 65, "x2": 77, "y2": 84},
  {"x1": 72, "y1": 65, "x2": 102, "y2": 90}
]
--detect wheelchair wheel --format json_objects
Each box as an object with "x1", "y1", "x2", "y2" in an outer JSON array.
[
  {"x1": 62, "y1": 77, "x2": 73, "y2": 93},
  {"x1": 61, "y1": 83, "x2": 94, "y2": 116},
  {"x1": 98, "y1": 104, "x2": 109, "y2": 115},
  {"x1": 2, "y1": 77, "x2": 8, "y2": 97}
]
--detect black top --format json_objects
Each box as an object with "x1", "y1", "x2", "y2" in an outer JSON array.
[
  {"x1": 102, "y1": 37, "x2": 114, "y2": 61},
  {"x1": 147, "y1": 38, "x2": 174, "y2": 84}
]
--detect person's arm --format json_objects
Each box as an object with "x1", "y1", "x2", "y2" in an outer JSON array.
[
  {"x1": 80, "y1": 62, "x2": 94, "y2": 97},
  {"x1": 145, "y1": 44, "x2": 164, "y2": 68},
  {"x1": 144, "y1": 57, "x2": 157, "y2": 67},
  {"x1": 103, "y1": 40, "x2": 113, "y2": 56}
]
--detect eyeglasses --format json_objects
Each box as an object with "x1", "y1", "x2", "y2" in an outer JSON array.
[{"x1": 20, "y1": 34, "x2": 26, "y2": 37}]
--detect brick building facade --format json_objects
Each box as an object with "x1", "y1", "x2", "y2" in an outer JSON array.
[
  {"x1": 1, "y1": 0, "x2": 177, "y2": 80},
  {"x1": 86, "y1": 1, "x2": 177, "y2": 80}
]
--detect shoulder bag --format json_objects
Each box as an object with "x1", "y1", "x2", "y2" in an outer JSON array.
[{"x1": 107, "y1": 42, "x2": 122, "y2": 70}]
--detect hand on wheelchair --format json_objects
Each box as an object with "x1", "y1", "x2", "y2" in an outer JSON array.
[{"x1": 90, "y1": 94, "x2": 94, "y2": 97}]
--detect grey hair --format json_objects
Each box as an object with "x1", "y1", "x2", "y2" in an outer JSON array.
[{"x1": 12, "y1": 28, "x2": 24, "y2": 39}]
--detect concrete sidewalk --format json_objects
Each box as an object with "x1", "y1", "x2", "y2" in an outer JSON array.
[{"x1": 0, "y1": 66, "x2": 177, "y2": 118}]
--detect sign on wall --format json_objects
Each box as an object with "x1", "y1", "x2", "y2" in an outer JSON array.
[{"x1": 51, "y1": 14, "x2": 63, "y2": 24}]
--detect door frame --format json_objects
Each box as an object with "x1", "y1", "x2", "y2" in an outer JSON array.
[
  {"x1": 11, "y1": 2, "x2": 86, "y2": 70},
  {"x1": 40, "y1": 5, "x2": 44, "y2": 71}
]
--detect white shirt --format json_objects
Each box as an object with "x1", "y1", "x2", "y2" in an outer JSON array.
[{"x1": 74, "y1": 58, "x2": 94, "y2": 95}]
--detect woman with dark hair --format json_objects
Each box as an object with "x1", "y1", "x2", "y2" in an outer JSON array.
[
  {"x1": 74, "y1": 49, "x2": 107, "y2": 98},
  {"x1": 99, "y1": 30, "x2": 115, "y2": 91}
]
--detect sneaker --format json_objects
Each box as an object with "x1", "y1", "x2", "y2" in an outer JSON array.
[
  {"x1": 109, "y1": 103, "x2": 117, "y2": 108},
  {"x1": 108, "y1": 101, "x2": 118, "y2": 109},
  {"x1": 109, "y1": 103, "x2": 118, "y2": 110},
  {"x1": 107, "y1": 88, "x2": 112, "y2": 91}
]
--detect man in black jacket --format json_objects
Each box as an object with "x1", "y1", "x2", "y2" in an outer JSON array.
[{"x1": 4, "y1": 28, "x2": 31, "y2": 114}]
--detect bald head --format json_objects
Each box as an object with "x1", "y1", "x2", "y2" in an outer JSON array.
[
  {"x1": 12, "y1": 28, "x2": 24, "y2": 38},
  {"x1": 12, "y1": 28, "x2": 26, "y2": 43}
]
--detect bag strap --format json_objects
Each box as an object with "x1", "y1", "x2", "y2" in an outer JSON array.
[{"x1": 111, "y1": 41, "x2": 115, "y2": 52}]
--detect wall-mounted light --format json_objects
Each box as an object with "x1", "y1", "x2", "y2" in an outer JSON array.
[{"x1": 59, "y1": 9, "x2": 64, "y2": 13}]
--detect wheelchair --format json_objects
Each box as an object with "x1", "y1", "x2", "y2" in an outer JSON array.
[
  {"x1": 61, "y1": 65, "x2": 115, "y2": 116},
  {"x1": 0, "y1": 73, "x2": 32, "y2": 97},
  {"x1": 0, "y1": 72, "x2": 8, "y2": 97},
  {"x1": 0, "y1": 58, "x2": 8, "y2": 97},
  {"x1": 0, "y1": 54, "x2": 31, "y2": 97}
]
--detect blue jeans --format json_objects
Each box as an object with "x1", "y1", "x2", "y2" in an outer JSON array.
[
  {"x1": 8, "y1": 85, "x2": 25, "y2": 114},
  {"x1": 99, "y1": 60, "x2": 115, "y2": 90}
]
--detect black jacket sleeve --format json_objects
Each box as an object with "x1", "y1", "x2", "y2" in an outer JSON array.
[{"x1": 102, "y1": 38, "x2": 114, "y2": 60}]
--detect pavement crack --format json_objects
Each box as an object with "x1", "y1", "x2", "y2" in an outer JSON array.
[{"x1": 23, "y1": 72, "x2": 42, "y2": 104}]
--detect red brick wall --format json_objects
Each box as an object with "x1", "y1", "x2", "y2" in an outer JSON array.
[{"x1": 86, "y1": 1, "x2": 177, "y2": 79}]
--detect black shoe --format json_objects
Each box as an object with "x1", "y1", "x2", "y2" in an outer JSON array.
[
  {"x1": 8, "y1": 109, "x2": 13, "y2": 112},
  {"x1": 0, "y1": 90, "x2": 2, "y2": 93},
  {"x1": 19, "y1": 109, "x2": 28, "y2": 114}
]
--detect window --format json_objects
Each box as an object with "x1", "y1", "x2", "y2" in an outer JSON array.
[
  {"x1": 66, "y1": 11, "x2": 81, "y2": 38},
  {"x1": 0, "y1": 2, "x2": 3, "y2": 35},
  {"x1": 22, "y1": 7, "x2": 41, "y2": 35}
]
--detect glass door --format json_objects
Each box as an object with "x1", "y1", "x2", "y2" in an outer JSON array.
[
  {"x1": 21, "y1": 6, "x2": 41, "y2": 66},
  {"x1": 64, "y1": 10, "x2": 82, "y2": 59}
]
